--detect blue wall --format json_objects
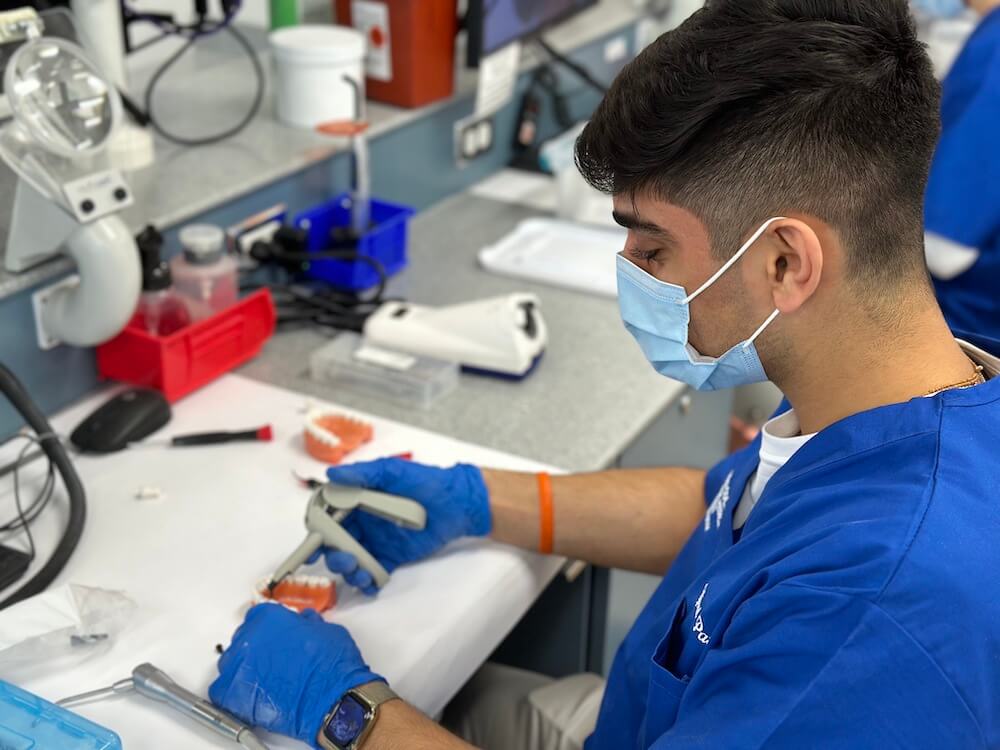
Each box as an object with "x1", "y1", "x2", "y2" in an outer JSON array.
[{"x1": 0, "y1": 26, "x2": 635, "y2": 436}]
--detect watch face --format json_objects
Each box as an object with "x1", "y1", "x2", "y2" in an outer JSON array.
[{"x1": 323, "y1": 695, "x2": 370, "y2": 747}]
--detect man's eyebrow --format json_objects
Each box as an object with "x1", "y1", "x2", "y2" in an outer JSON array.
[{"x1": 612, "y1": 211, "x2": 678, "y2": 245}]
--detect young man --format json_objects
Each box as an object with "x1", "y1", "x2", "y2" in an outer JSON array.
[
  {"x1": 920, "y1": 0, "x2": 1000, "y2": 333},
  {"x1": 210, "y1": 2, "x2": 1000, "y2": 748}
]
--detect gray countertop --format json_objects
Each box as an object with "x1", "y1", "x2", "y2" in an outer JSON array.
[
  {"x1": 0, "y1": 2, "x2": 644, "y2": 301},
  {"x1": 238, "y1": 193, "x2": 686, "y2": 471}
]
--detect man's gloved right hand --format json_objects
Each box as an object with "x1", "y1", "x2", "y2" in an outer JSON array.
[{"x1": 311, "y1": 458, "x2": 491, "y2": 595}]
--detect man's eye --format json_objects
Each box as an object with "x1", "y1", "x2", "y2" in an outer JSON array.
[{"x1": 628, "y1": 247, "x2": 663, "y2": 263}]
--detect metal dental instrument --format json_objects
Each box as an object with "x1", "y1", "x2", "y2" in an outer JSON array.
[
  {"x1": 268, "y1": 483, "x2": 427, "y2": 593},
  {"x1": 56, "y1": 677, "x2": 134, "y2": 708},
  {"x1": 57, "y1": 663, "x2": 270, "y2": 750}
]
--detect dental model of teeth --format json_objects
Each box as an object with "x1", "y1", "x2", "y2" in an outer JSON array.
[
  {"x1": 303, "y1": 409, "x2": 374, "y2": 464},
  {"x1": 254, "y1": 575, "x2": 337, "y2": 613}
]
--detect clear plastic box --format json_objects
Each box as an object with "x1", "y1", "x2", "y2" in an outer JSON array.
[
  {"x1": 310, "y1": 333, "x2": 459, "y2": 409},
  {"x1": 0, "y1": 680, "x2": 122, "y2": 750}
]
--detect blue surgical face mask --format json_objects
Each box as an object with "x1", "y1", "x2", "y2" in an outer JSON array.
[
  {"x1": 616, "y1": 217, "x2": 785, "y2": 392},
  {"x1": 911, "y1": 0, "x2": 966, "y2": 19}
]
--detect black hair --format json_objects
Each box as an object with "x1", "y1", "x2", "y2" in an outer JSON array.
[{"x1": 576, "y1": 0, "x2": 941, "y2": 289}]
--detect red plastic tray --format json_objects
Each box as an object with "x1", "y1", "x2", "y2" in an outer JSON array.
[{"x1": 97, "y1": 289, "x2": 276, "y2": 403}]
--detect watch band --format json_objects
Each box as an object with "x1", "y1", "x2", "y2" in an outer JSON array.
[{"x1": 352, "y1": 681, "x2": 398, "y2": 708}]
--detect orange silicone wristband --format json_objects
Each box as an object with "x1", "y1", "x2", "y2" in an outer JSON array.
[{"x1": 538, "y1": 472, "x2": 554, "y2": 554}]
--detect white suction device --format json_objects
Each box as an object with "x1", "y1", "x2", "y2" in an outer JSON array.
[
  {"x1": 363, "y1": 293, "x2": 548, "y2": 377},
  {"x1": 0, "y1": 9, "x2": 141, "y2": 349}
]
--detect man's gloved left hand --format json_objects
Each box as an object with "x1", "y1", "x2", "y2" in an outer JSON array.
[{"x1": 209, "y1": 603, "x2": 383, "y2": 747}]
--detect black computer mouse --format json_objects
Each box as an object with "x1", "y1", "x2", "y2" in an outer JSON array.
[{"x1": 70, "y1": 388, "x2": 172, "y2": 454}]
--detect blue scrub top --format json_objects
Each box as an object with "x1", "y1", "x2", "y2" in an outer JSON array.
[
  {"x1": 588, "y1": 333, "x2": 1000, "y2": 749},
  {"x1": 926, "y1": 9, "x2": 1000, "y2": 334}
]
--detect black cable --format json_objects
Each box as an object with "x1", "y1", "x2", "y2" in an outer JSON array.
[
  {"x1": 10, "y1": 439, "x2": 43, "y2": 563},
  {"x1": 0, "y1": 365, "x2": 87, "y2": 611},
  {"x1": 264, "y1": 282, "x2": 388, "y2": 333},
  {"x1": 122, "y1": 3, "x2": 240, "y2": 37},
  {"x1": 128, "y1": 30, "x2": 172, "y2": 54},
  {"x1": 118, "y1": 88, "x2": 151, "y2": 128},
  {"x1": 536, "y1": 37, "x2": 608, "y2": 95},
  {"x1": 246, "y1": 230, "x2": 393, "y2": 331},
  {"x1": 144, "y1": 24, "x2": 265, "y2": 147},
  {"x1": 0, "y1": 444, "x2": 55, "y2": 534},
  {"x1": 267, "y1": 251, "x2": 389, "y2": 305},
  {"x1": 0, "y1": 434, "x2": 56, "y2": 537},
  {"x1": 0, "y1": 449, "x2": 43, "y2": 480},
  {"x1": 534, "y1": 65, "x2": 574, "y2": 130}
]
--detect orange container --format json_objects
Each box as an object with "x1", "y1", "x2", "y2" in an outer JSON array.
[
  {"x1": 96, "y1": 289, "x2": 276, "y2": 403},
  {"x1": 334, "y1": 0, "x2": 457, "y2": 108}
]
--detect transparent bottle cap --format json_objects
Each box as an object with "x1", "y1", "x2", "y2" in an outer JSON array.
[
  {"x1": 4, "y1": 37, "x2": 119, "y2": 158},
  {"x1": 179, "y1": 224, "x2": 226, "y2": 264}
]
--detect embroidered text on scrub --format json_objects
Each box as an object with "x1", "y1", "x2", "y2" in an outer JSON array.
[{"x1": 693, "y1": 583, "x2": 711, "y2": 645}]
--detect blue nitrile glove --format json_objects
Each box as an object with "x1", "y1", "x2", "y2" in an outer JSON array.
[
  {"x1": 209, "y1": 603, "x2": 383, "y2": 747},
  {"x1": 315, "y1": 458, "x2": 491, "y2": 595}
]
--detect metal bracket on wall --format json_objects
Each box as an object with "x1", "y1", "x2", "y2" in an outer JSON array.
[{"x1": 31, "y1": 275, "x2": 81, "y2": 350}]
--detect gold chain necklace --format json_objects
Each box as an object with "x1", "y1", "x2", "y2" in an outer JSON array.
[{"x1": 924, "y1": 360, "x2": 986, "y2": 397}]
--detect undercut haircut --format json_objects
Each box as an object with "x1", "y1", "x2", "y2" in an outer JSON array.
[{"x1": 576, "y1": 0, "x2": 941, "y2": 289}]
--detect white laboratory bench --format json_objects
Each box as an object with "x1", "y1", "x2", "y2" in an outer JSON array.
[{"x1": 2, "y1": 374, "x2": 564, "y2": 748}]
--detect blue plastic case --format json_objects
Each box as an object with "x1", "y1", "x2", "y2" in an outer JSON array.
[{"x1": 0, "y1": 680, "x2": 122, "y2": 750}]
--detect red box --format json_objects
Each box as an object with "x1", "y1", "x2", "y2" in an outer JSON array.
[
  {"x1": 335, "y1": 0, "x2": 457, "y2": 109},
  {"x1": 96, "y1": 289, "x2": 277, "y2": 403}
]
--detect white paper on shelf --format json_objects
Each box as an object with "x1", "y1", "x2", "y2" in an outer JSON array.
[{"x1": 475, "y1": 42, "x2": 521, "y2": 116}]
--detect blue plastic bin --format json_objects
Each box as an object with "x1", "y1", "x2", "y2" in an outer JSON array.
[
  {"x1": 0, "y1": 680, "x2": 122, "y2": 749},
  {"x1": 293, "y1": 193, "x2": 415, "y2": 291}
]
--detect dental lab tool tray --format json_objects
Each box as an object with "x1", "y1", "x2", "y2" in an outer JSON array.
[
  {"x1": 478, "y1": 218, "x2": 627, "y2": 298},
  {"x1": 310, "y1": 332, "x2": 459, "y2": 409}
]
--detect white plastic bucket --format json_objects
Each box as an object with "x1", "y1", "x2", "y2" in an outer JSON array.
[{"x1": 270, "y1": 25, "x2": 365, "y2": 130}]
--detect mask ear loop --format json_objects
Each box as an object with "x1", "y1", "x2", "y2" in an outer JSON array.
[
  {"x1": 682, "y1": 217, "x2": 788, "y2": 305},
  {"x1": 742, "y1": 308, "x2": 780, "y2": 350}
]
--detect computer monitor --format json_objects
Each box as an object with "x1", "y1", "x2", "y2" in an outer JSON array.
[{"x1": 467, "y1": 0, "x2": 599, "y2": 67}]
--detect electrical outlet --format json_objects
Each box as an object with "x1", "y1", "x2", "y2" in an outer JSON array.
[
  {"x1": 226, "y1": 204, "x2": 287, "y2": 256},
  {"x1": 454, "y1": 114, "x2": 496, "y2": 167}
]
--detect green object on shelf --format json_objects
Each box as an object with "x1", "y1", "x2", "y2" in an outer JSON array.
[{"x1": 269, "y1": 0, "x2": 299, "y2": 29}]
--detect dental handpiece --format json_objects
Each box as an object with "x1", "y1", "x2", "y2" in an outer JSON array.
[
  {"x1": 132, "y1": 664, "x2": 268, "y2": 749},
  {"x1": 57, "y1": 663, "x2": 270, "y2": 750}
]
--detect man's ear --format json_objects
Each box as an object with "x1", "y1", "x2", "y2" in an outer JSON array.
[{"x1": 767, "y1": 219, "x2": 824, "y2": 314}]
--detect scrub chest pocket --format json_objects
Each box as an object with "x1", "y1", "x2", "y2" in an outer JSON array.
[{"x1": 642, "y1": 597, "x2": 691, "y2": 745}]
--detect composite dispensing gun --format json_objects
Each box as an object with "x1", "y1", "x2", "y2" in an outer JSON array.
[{"x1": 267, "y1": 483, "x2": 427, "y2": 593}]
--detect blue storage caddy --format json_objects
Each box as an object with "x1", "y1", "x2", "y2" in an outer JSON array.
[
  {"x1": 0, "y1": 679, "x2": 122, "y2": 749},
  {"x1": 293, "y1": 193, "x2": 415, "y2": 291}
]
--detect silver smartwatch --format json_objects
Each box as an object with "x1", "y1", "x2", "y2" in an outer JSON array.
[{"x1": 316, "y1": 682, "x2": 400, "y2": 750}]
